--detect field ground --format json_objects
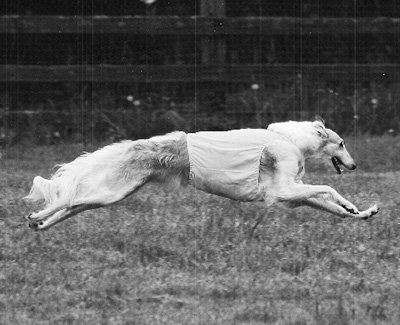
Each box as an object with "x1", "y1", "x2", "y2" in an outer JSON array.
[{"x1": 0, "y1": 136, "x2": 400, "y2": 324}]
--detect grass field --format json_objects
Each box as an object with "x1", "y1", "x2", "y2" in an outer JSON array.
[{"x1": 1, "y1": 136, "x2": 400, "y2": 324}]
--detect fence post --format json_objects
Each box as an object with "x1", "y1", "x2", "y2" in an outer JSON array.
[
  {"x1": 200, "y1": 0, "x2": 226, "y2": 65},
  {"x1": 200, "y1": 0, "x2": 227, "y2": 122}
]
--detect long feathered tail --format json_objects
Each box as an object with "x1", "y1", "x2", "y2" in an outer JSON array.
[
  {"x1": 24, "y1": 176, "x2": 53, "y2": 203},
  {"x1": 23, "y1": 172, "x2": 81, "y2": 208},
  {"x1": 23, "y1": 152, "x2": 94, "y2": 208},
  {"x1": 24, "y1": 132, "x2": 189, "y2": 209},
  {"x1": 23, "y1": 140, "x2": 145, "y2": 208}
]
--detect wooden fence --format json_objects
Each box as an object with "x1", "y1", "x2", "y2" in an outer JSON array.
[
  {"x1": 1, "y1": 12, "x2": 400, "y2": 141},
  {"x1": 1, "y1": 16, "x2": 400, "y2": 84}
]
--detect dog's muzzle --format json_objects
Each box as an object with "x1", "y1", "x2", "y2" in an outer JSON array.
[
  {"x1": 331, "y1": 157, "x2": 357, "y2": 174},
  {"x1": 331, "y1": 157, "x2": 343, "y2": 174}
]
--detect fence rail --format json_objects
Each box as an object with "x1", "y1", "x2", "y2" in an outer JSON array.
[
  {"x1": 2, "y1": 64, "x2": 398, "y2": 83},
  {"x1": 1, "y1": 16, "x2": 400, "y2": 83},
  {"x1": 2, "y1": 16, "x2": 400, "y2": 35}
]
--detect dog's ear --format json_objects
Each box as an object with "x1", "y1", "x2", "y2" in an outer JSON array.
[
  {"x1": 312, "y1": 120, "x2": 328, "y2": 138},
  {"x1": 314, "y1": 115, "x2": 325, "y2": 125}
]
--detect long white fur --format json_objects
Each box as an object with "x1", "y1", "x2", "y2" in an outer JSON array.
[
  {"x1": 29, "y1": 142, "x2": 134, "y2": 207},
  {"x1": 24, "y1": 119, "x2": 379, "y2": 230}
]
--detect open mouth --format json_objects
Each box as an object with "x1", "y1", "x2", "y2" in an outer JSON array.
[{"x1": 331, "y1": 157, "x2": 344, "y2": 174}]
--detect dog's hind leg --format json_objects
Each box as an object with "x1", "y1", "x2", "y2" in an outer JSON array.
[
  {"x1": 27, "y1": 186, "x2": 130, "y2": 223},
  {"x1": 28, "y1": 187, "x2": 142, "y2": 231},
  {"x1": 27, "y1": 205, "x2": 68, "y2": 222},
  {"x1": 27, "y1": 172, "x2": 150, "y2": 230},
  {"x1": 28, "y1": 204, "x2": 100, "y2": 230}
]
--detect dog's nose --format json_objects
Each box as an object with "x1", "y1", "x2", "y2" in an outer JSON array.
[{"x1": 350, "y1": 163, "x2": 357, "y2": 170}]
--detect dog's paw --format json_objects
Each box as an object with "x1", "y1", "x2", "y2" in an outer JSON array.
[
  {"x1": 358, "y1": 204, "x2": 379, "y2": 220},
  {"x1": 371, "y1": 204, "x2": 379, "y2": 214},
  {"x1": 365, "y1": 204, "x2": 379, "y2": 219},
  {"x1": 27, "y1": 219, "x2": 45, "y2": 231},
  {"x1": 26, "y1": 212, "x2": 44, "y2": 222},
  {"x1": 25, "y1": 213, "x2": 42, "y2": 230},
  {"x1": 28, "y1": 221, "x2": 39, "y2": 230},
  {"x1": 340, "y1": 202, "x2": 359, "y2": 215},
  {"x1": 25, "y1": 212, "x2": 40, "y2": 221}
]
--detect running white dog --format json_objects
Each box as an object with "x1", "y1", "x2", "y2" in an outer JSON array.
[{"x1": 24, "y1": 118, "x2": 379, "y2": 230}]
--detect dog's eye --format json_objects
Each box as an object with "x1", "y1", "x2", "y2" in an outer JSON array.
[{"x1": 339, "y1": 141, "x2": 344, "y2": 148}]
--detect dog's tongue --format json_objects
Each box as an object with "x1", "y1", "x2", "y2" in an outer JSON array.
[{"x1": 331, "y1": 157, "x2": 343, "y2": 174}]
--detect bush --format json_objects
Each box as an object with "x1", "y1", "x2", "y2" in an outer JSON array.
[{"x1": 1, "y1": 80, "x2": 399, "y2": 146}]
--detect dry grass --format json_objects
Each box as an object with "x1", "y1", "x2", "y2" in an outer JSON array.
[{"x1": 0, "y1": 136, "x2": 400, "y2": 324}]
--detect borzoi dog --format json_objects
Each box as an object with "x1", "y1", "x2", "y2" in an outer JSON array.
[{"x1": 24, "y1": 118, "x2": 379, "y2": 230}]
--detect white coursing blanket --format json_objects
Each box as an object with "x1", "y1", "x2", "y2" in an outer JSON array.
[{"x1": 187, "y1": 129, "x2": 273, "y2": 201}]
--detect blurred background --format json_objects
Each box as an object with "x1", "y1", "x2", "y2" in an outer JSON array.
[{"x1": 1, "y1": 0, "x2": 399, "y2": 145}]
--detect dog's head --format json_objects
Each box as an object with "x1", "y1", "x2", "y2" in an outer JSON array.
[
  {"x1": 267, "y1": 117, "x2": 356, "y2": 174},
  {"x1": 319, "y1": 127, "x2": 357, "y2": 174}
]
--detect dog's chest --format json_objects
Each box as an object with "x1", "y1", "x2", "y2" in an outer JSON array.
[{"x1": 186, "y1": 129, "x2": 271, "y2": 201}]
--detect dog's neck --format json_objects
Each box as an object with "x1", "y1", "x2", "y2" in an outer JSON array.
[
  {"x1": 267, "y1": 121, "x2": 325, "y2": 158},
  {"x1": 292, "y1": 136, "x2": 325, "y2": 158}
]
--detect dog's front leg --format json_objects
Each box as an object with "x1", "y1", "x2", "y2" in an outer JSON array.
[
  {"x1": 274, "y1": 182, "x2": 360, "y2": 214},
  {"x1": 311, "y1": 186, "x2": 360, "y2": 214},
  {"x1": 303, "y1": 197, "x2": 379, "y2": 219}
]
